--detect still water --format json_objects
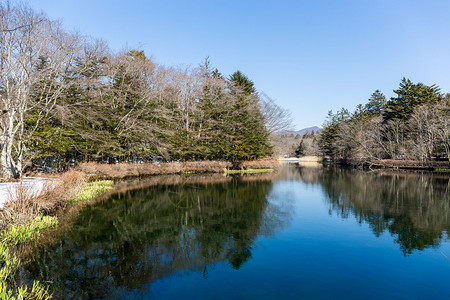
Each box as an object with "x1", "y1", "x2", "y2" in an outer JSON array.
[{"x1": 21, "y1": 164, "x2": 450, "y2": 299}]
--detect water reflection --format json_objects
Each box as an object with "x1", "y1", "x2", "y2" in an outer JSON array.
[
  {"x1": 19, "y1": 166, "x2": 450, "y2": 298},
  {"x1": 293, "y1": 165, "x2": 450, "y2": 255},
  {"x1": 21, "y1": 175, "x2": 290, "y2": 299}
]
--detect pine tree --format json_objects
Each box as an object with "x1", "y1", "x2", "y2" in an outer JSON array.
[
  {"x1": 228, "y1": 70, "x2": 256, "y2": 95},
  {"x1": 319, "y1": 108, "x2": 350, "y2": 158},
  {"x1": 365, "y1": 90, "x2": 386, "y2": 117},
  {"x1": 384, "y1": 78, "x2": 441, "y2": 120}
]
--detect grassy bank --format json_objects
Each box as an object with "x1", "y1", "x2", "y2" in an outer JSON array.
[
  {"x1": 0, "y1": 172, "x2": 113, "y2": 299},
  {"x1": 70, "y1": 180, "x2": 114, "y2": 204}
]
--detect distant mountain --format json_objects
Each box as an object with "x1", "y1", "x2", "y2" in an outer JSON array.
[{"x1": 278, "y1": 126, "x2": 322, "y2": 136}]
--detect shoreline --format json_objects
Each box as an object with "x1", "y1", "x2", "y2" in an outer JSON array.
[
  {"x1": 366, "y1": 159, "x2": 450, "y2": 172},
  {"x1": 280, "y1": 156, "x2": 450, "y2": 173},
  {"x1": 76, "y1": 159, "x2": 279, "y2": 180}
]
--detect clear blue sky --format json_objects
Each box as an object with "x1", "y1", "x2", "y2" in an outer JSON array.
[{"x1": 26, "y1": 0, "x2": 450, "y2": 129}]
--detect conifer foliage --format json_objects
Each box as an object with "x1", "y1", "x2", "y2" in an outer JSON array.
[{"x1": 384, "y1": 78, "x2": 442, "y2": 120}]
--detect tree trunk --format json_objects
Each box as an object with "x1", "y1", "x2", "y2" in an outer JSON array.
[
  {"x1": 1, "y1": 137, "x2": 20, "y2": 180},
  {"x1": 1, "y1": 108, "x2": 21, "y2": 179}
]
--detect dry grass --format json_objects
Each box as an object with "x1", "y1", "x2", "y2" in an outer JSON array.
[
  {"x1": 77, "y1": 161, "x2": 226, "y2": 179},
  {"x1": 239, "y1": 159, "x2": 279, "y2": 170},
  {"x1": 5, "y1": 183, "x2": 40, "y2": 222},
  {"x1": 0, "y1": 171, "x2": 85, "y2": 230},
  {"x1": 77, "y1": 159, "x2": 279, "y2": 180},
  {"x1": 34, "y1": 171, "x2": 85, "y2": 214}
]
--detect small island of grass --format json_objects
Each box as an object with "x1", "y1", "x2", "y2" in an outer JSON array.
[{"x1": 225, "y1": 169, "x2": 274, "y2": 174}]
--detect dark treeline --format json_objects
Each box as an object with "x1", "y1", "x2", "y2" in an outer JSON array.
[
  {"x1": 0, "y1": 3, "x2": 291, "y2": 179},
  {"x1": 319, "y1": 78, "x2": 450, "y2": 164}
]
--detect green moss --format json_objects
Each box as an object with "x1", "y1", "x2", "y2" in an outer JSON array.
[
  {"x1": 435, "y1": 168, "x2": 450, "y2": 172},
  {"x1": 71, "y1": 180, "x2": 113, "y2": 204},
  {"x1": 225, "y1": 169, "x2": 274, "y2": 174}
]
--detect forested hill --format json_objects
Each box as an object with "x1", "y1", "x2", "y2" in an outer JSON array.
[
  {"x1": 0, "y1": 3, "x2": 291, "y2": 179},
  {"x1": 319, "y1": 79, "x2": 450, "y2": 163}
]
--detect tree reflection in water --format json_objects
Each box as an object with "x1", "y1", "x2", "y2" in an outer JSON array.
[
  {"x1": 20, "y1": 166, "x2": 450, "y2": 298},
  {"x1": 292, "y1": 165, "x2": 450, "y2": 255},
  {"x1": 21, "y1": 175, "x2": 290, "y2": 298}
]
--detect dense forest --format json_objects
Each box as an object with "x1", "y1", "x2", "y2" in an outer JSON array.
[
  {"x1": 0, "y1": 3, "x2": 291, "y2": 179},
  {"x1": 319, "y1": 78, "x2": 450, "y2": 164}
]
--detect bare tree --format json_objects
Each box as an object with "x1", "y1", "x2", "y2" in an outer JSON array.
[
  {"x1": 410, "y1": 100, "x2": 450, "y2": 161},
  {"x1": 334, "y1": 117, "x2": 389, "y2": 164},
  {"x1": 298, "y1": 135, "x2": 321, "y2": 156},
  {"x1": 0, "y1": 3, "x2": 79, "y2": 179},
  {"x1": 433, "y1": 100, "x2": 450, "y2": 160},
  {"x1": 381, "y1": 119, "x2": 407, "y2": 159},
  {"x1": 409, "y1": 104, "x2": 436, "y2": 161},
  {"x1": 259, "y1": 92, "x2": 293, "y2": 134},
  {"x1": 269, "y1": 134, "x2": 299, "y2": 157}
]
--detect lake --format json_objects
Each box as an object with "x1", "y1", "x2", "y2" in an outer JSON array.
[{"x1": 20, "y1": 164, "x2": 450, "y2": 299}]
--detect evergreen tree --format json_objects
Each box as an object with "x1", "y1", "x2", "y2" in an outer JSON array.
[
  {"x1": 295, "y1": 138, "x2": 305, "y2": 157},
  {"x1": 319, "y1": 108, "x2": 350, "y2": 158},
  {"x1": 226, "y1": 72, "x2": 271, "y2": 160},
  {"x1": 228, "y1": 70, "x2": 256, "y2": 95},
  {"x1": 365, "y1": 90, "x2": 386, "y2": 117},
  {"x1": 351, "y1": 104, "x2": 366, "y2": 121},
  {"x1": 384, "y1": 78, "x2": 441, "y2": 120}
]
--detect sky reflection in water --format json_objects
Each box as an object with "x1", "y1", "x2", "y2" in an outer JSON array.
[{"x1": 21, "y1": 165, "x2": 450, "y2": 299}]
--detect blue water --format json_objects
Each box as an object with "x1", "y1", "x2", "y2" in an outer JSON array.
[{"x1": 21, "y1": 165, "x2": 450, "y2": 299}]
